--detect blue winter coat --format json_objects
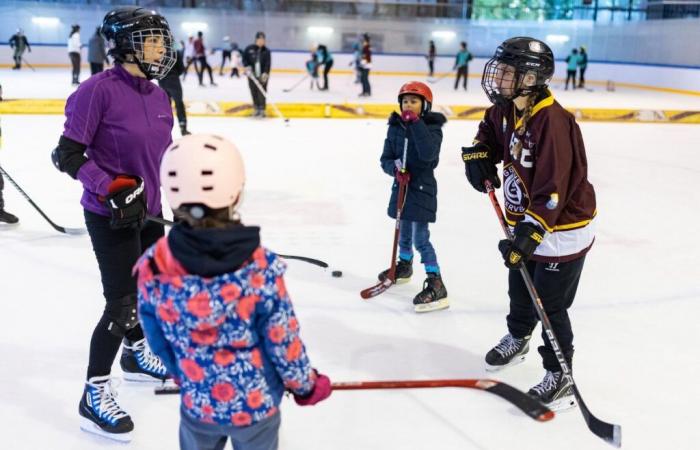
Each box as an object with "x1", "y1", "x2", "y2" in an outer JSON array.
[{"x1": 380, "y1": 111, "x2": 447, "y2": 223}]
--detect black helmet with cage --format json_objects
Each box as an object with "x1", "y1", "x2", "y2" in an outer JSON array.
[
  {"x1": 101, "y1": 6, "x2": 176, "y2": 80},
  {"x1": 481, "y1": 37, "x2": 554, "y2": 106}
]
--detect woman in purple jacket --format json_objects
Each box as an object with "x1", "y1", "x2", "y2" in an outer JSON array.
[{"x1": 51, "y1": 7, "x2": 176, "y2": 442}]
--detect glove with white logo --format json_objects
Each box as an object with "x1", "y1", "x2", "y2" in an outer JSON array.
[
  {"x1": 104, "y1": 175, "x2": 146, "y2": 230},
  {"x1": 498, "y1": 221, "x2": 545, "y2": 269}
]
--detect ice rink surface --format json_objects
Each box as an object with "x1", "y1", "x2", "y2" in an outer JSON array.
[{"x1": 0, "y1": 67, "x2": 699, "y2": 449}]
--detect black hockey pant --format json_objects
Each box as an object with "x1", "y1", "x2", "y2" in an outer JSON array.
[
  {"x1": 84, "y1": 210, "x2": 164, "y2": 379},
  {"x1": 506, "y1": 256, "x2": 586, "y2": 373}
]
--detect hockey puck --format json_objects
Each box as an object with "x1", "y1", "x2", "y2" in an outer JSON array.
[{"x1": 332, "y1": 270, "x2": 343, "y2": 278}]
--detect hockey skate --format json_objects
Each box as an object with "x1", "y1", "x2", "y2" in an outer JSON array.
[
  {"x1": 412, "y1": 273, "x2": 449, "y2": 313},
  {"x1": 79, "y1": 375, "x2": 133, "y2": 442},
  {"x1": 120, "y1": 338, "x2": 169, "y2": 382},
  {"x1": 378, "y1": 258, "x2": 413, "y2": 284},
  {"x1": 528, "y1": 370, "x2": 577, "y2": 412},
  {"x1": 0, "y1": 209, "x2": 19, "y2": 225},
  {"x1": 485, "y1": 333, "x2": 531, "y2": 371}
]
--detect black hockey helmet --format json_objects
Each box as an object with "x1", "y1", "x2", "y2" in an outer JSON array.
[
  {"x1": 481, "y1": 37, "x2": 554, "y2": 106},
  {"x1": 101, "y1": 6, "x2": 176, "y2": 80}
]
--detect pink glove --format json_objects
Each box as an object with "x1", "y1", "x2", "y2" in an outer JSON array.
[
  {"x1": 401, "y1": 110, "x2": 419, "y2": 123},
  {"x1": 395, "y1": 169, "x2": 411, "y2": 185},
  {"x1": 294, "y1": 372, "x2": 332, "y2": 406}
]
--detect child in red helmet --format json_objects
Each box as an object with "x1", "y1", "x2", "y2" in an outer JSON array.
[{"x1": 378, "y1": 81, "x2": 448, "y2": 312}]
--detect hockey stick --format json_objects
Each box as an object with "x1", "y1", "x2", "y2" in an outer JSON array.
[
  {"x1": 145, "y1": 215, "x2": 331, "y2": 269},
  {"x1": 0, "y1": 164, "x2": 86, "y2": 235},
  {"x1": 21, "y1": 57, "x2": 36, "y2": 72},
  {"x1": 154, "y1": 378, "x2": 554, "y2": 422},
  {"x1": 427, "y1": 71, "x2": 451, "y2": 84},
  {"x1": 245, "y1": 72, "x2": 289, "y2": 124},
  {"x1": 283, "y1": 74, "x2": 309, "y2": 92},
  {"x1": 360, "y1": 137, "x2": 409, "y2": 299},
  {"x1": 484, "y1": 180, "x2": 621, "y2": 447}
]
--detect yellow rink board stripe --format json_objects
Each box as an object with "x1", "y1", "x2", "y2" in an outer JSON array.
[{"x1": 1, "y1": 99, "x2": 699, "y2": 124}]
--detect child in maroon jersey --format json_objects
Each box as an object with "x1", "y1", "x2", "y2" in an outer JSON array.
[{"x1": 462, "y1": 37, "x2": 597, "y2": 411}]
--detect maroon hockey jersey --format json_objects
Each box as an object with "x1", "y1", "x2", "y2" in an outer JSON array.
[{"x1": 474, "y1": 90, "x2": 597, "y2": 263}]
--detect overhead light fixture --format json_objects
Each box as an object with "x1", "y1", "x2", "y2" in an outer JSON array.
[
  {"x1": 307, "y1": 26, "x2": 334, "y2": 35},
  {"x1": 32, "y1": 17, "x2": 60, "y2": 27},
  {"x1": 545, "y1": 34, "x2": 570, "y2": 44},
  {"x1": 432, "y1": 31, "x2": 456, "y2": 40},
  {"x1": 181, "y1": 22, "x2": 208, "y2": 32}
]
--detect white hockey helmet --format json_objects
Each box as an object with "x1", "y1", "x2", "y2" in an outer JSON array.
[{"x1": 160, "y1": 134, "x2": 245, "y2": 212}]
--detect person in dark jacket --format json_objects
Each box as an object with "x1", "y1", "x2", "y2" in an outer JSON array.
[
  {"x1": 378, "y1": 81, "x2": 448, "y2": 313},
  {"x1": 88, "y1": 27, "x2": 110, "y2": 75},
  {"x1": 158, "y1": 44, "x2": 189, "y2": 136},
  {"x1": 315, "y1": 44, "x2": 333, "y2": 90},
  {"x1": 0, "y1": 83, "x2": 19, "y2": 224},
  {"x1": 358, "y1": 34, "x2": 372, "y2": 97},
  {"x1": 9, "y1": 29, "x2": 31, "y2": 70},
  {"x1": 242, "y1": 31, "x2": 271, "y2": 117},
  {"x1": 577, "y1": 46, "x2": 588, "y2": 88}
]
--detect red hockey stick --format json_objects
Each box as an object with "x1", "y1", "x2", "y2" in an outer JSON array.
[
  {"x1": 361, "y1": 137, "x2": 409, "y2": 299},
  {"x1": 156, "y1": 377, "x2": 553, "y2": 422}
]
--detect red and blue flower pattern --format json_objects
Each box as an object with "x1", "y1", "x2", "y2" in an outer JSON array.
[{"x1": 135, "y1": 238, "x2": 316, "y2": 426}]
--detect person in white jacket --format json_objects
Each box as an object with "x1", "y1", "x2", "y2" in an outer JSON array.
[{"x1": 68, "y1": 24, "x2": 82, "y2": 85}]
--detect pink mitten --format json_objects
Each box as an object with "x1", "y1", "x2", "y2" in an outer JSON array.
[
  {"x1": 294, "y1": 372, "x2": 332, "y2": 406},
  {"x1": 401, "y1": 110, "x2": 419, "y2": 123}
]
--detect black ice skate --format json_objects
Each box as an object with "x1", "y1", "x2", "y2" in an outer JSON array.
[
  {"x1": 485, "y1": 333, "x2": 531, "y2": 371},
  {"x1": 0, "y1": 209, "x2": 19, "y2": 224},
  {"x1": 120, "y1": 338, "x2": 169, "y2": 382},
  {"x1": 79, "y1": 375, "x2": 133, "y2": 442},
  {"x1": 528, "y1": 370, "x2": 577, "y2": 411},
  {"x1": 378, "y1": 258, "x2": 413, "y2": 284},
  {"x1": 412, "y1": 273, "x2": 449, "y2": 313}
]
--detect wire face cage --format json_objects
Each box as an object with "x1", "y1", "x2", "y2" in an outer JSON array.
[{"x1": 131, "y1": 27, "x2": 176, "y2": 80}]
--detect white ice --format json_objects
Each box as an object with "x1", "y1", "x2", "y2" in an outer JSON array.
[{"x1": 0, "y1": 67, "x2": 699, "y2": 450}]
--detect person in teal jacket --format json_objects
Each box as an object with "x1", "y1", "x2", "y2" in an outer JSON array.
[
  {"x1": 565, "y1": 48, "x2": 579, "y2": 90},
  {"x1": 453, "y1": 41, "x2": 473, "y2": 90}
]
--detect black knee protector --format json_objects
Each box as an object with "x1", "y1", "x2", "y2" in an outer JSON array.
[{"x1": 104, "y1": 294, "x2": 139, "y2": 337}]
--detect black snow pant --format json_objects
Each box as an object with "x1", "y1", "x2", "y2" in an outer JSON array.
[
  {"x1": 248, "y1": 77, "x2": 267, "y2": 112},
  {"x1": 506, "y1": 256, "x2": 586, "y2": 373},
  {"x1": 455, "y1": 66, "x2": 468, "y2": 90},
  {"x1": 84, "y1": 210, "x2": 164, "y2": 379},
  {"x1": 159, "y1": 76, "x2": 188, "y2": 131},
  {"x1": 69, "y1": 52, "x2": 81, "y2": 84}
]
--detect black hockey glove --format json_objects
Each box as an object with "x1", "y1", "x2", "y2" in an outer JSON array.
[
  {"x1": 498, "y1": 221, "x2": 545, "y2": 269},
  {"x1": 462, "y1": 143, "x2": 500, "y2": 193},
  {"x1": 104, "y1": 175, "x2": 146, "y2": 230}
]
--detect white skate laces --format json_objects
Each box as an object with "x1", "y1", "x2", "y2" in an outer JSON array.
[
  {"x1": 494, "y1": 334, "x2": 524, "y2": 357},
  {"x1": 125, "y1": 338, "x2": 167, "y2": 376},
  {"x1": 530, "y1": 371, "x2": 559, "y2": 396},
  {"x1": 86, "y1": 376, "x2": 129, "y2": 423}
]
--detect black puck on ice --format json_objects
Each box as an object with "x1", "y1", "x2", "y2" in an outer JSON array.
[{"x1": 332, "y1": 270, "x2": 343, "y2": 278}]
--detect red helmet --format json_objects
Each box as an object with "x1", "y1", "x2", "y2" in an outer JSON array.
[{"x1": 398, "y1": 81, "x2": 433, "y2": 112}]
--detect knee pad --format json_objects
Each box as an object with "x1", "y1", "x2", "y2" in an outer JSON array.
[{"x1": 104, "y1": 294, "x2": 139, "y2": 337}]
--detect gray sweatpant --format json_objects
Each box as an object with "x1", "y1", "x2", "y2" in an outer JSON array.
[{"x1": 179, "y1": 407, "x2": 281, "y2": 450}]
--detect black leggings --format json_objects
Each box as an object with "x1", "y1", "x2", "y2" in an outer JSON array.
[
  {"x1": 565, "y1": 70, "x2": 577, "y2": 89},
  {"x1": 69, "y1": 52, "x2": 81, "y2": 83},
  {"x1": 84, "y1": 210, "x2": 164, "y2": 379},
  {"x1": 506, "y1": 256, "x2": 586, "y2": 372},
  {"x1": 0, "y1": 172, "x2": 5, "y2": 209},
  {"x1": 159, "y1": 76, "x2": 187, "y2": 129},
  {"x1": 196, "y1": 56, "x2": 214, "y2": 85}
]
